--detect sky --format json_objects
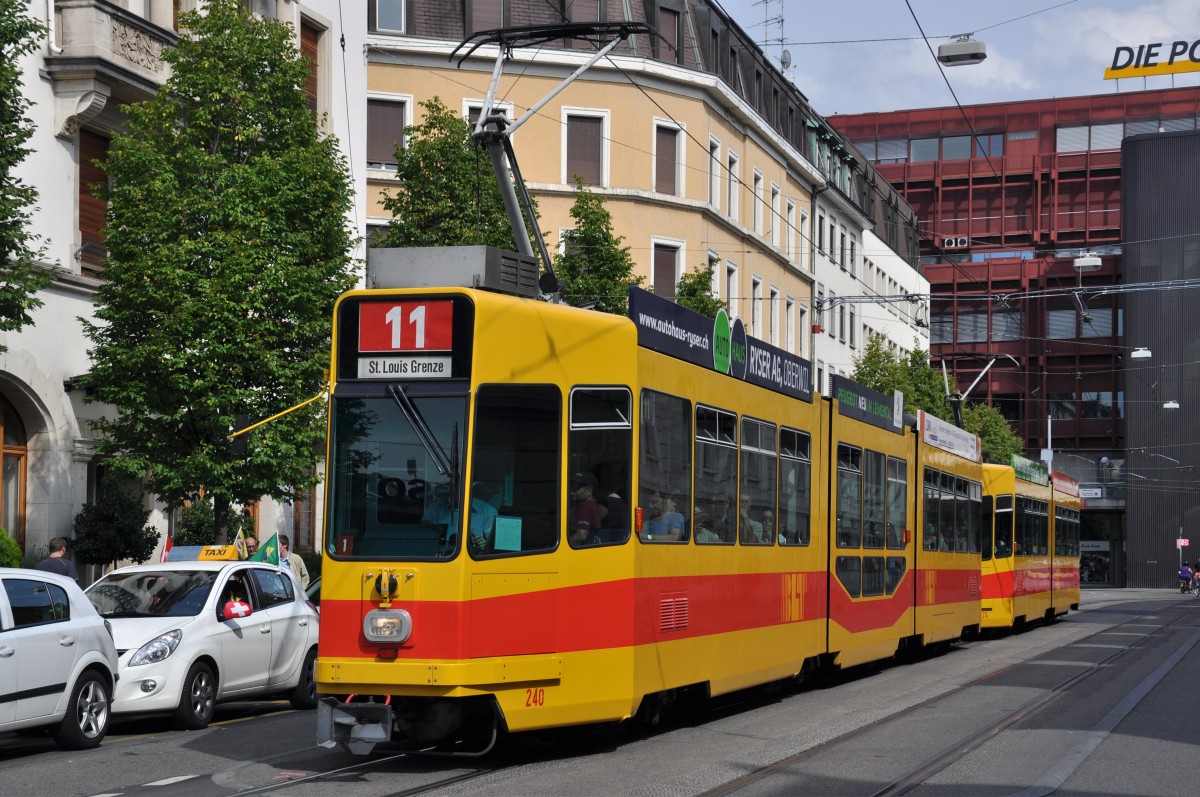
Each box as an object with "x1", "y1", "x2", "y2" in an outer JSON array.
[{"x1": 713, "y1": 0, "x2": 1200, "y2": 117}]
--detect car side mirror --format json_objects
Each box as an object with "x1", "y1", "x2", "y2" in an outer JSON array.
[{"x1": 223, "y1": 600, "x2": 252, "y2": 621}]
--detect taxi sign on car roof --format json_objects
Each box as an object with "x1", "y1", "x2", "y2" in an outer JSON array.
[{"x1": 165, "y1": 544, "x2": 241, "y2": 561}]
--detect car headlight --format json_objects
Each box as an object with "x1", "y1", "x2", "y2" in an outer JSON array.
[
  {"x1": 129, "y1": 629, "x2": 183, "y2": 666},
  {"x1": 363, "y1": 608, "x2": 412, "y2": 643}
]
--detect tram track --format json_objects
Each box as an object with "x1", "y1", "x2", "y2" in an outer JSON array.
[{"x1": 702, "y1": 599, "x2": 1200, "y2": 797}]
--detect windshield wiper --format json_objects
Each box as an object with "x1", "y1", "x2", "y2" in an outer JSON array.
[{"x1": 388, "y1": 385, "x2": 454, "y2": 477}]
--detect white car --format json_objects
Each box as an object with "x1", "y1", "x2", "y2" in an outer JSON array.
[
  {"x1": 85, "y1": 560, "x2": 319, "y2": 730},
  {"x1": 0, "y1": 568, "x2": 119, "y2": 749}
]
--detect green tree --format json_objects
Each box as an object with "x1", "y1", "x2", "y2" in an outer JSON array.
[
  {"x1": 0, "y1": 2, "x2": 52, "y2": 351},
  {"x1": 0, "y1": 531, "x2": 20, "y2": 568},
  {"x1": 71, "y1": 485, "x2": 159, "y2": 569},
  {"x1": 553, "y1": 181, "x2": 642, "y2": 314},
  {"x1": 375, "y1": 97, "x2": 535, "y2": 250},
  {"x1": 83, "y1": 0, "x2": 357, "y2": 542},
  {"x1": 852, "y1": 334, "x2": 1022, "y2": 461},
  {"x1": 962, "y1": 402, "x2": 1025, "y2": 464},
  {"x1": 674, "y1": 260, "x2": 725, "y2": 319}
]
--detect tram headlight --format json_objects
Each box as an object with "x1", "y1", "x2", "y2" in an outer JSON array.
[{"x1": 363, "y1": 608, "x2": 413, "y2": 643}]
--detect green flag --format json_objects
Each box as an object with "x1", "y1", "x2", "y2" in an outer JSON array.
[{"x1": 249, "y1": 532, "x2": 280, "y2": 565}]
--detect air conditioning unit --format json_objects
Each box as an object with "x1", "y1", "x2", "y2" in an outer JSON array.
[{"x1": 942, "y1": 236, "x2": 969, "y2": 249}]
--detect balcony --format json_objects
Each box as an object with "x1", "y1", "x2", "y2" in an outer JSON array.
[{"x1": 44, "y1": 0, "x2": 178, "y2": 138}]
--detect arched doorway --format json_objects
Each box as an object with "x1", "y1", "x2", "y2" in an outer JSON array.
[{"x1": 0, "y1": 394, "x2": 27, "y2": 547}]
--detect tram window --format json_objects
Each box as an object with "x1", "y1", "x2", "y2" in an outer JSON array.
[
  {"x1": 886, "y1": 457, "x2": 906, "y2": 549},
  {"x1": 326, "y1": 391, "x2": 469, "y2": 560},
  {"x1": 954, "y1": 477, "x2": 968, "y2": 553},
  {"x1": 835, "y1": 556, "x2": 861, "y2": 598},
  {"x1": 740, "y1": 418, "x2": 777, "y2": 545},
  {"x1": 471, "y1": 385, "x2": 562, "y2": 558},
  {"x1": 568, "y1": 388, "x2": 633, "y2": 549},
  {"x1": 695, "y1": 405, "x2": 737, "y2": 544},
  {"x1": 639, "y1": 390, "x2": 692, "y2": 543},
  {"x1": 968, "y1": 481, "x2": 982, "y2": 554},
  {"x1": 863, "y1": 451, "x2": 885, "y2": 549},
  {"x1": 993, "y1": 494, "x2": 1013, "y2": 558},
  {"x1": 779, "y1": 427, "x2": 811, "y2": 546},
  {"x1": 836, "y1": 445, "x2": 862, "y2": 548},
  {"x1": 885, "y1": 556, "x2": 906, "y2": 594},
  {"x1": 923, "y1": 468, "x2": 940, "y2": 551},
  {"x1": 981, "y1": 495, "x2": 994, "y2": 560},
  {"x1": 939, "y1": 471, "x2": 955, "y2": 552},
  {"x1": 862, "y1": 556, "x2": 884, "y2": 596},
  {"x1": 1037, "y1": 501, "x2": 1049, "y2": 555}
]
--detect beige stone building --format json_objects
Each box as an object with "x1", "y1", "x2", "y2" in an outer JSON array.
[{"x1": 364, "y1": 1, "x2": 925, "y2": 379}]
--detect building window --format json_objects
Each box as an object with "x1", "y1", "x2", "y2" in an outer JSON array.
[
  {"x1": 726, "y1": 151, "x2": 739, "y2": 220},
  {"x1": 752, "y1": 171, "x2": 764, "y2": 234},
  {"x1": 708, "y1": 251, "x2": 721, "y2": 300},
  {"x1": 751, "y1": 277, "x2": 763, "y2": 337},
  {"x1": 469, "y1": 0, "x2": 506, "y2": 35},
  {"x1": 565, "y1": 112, "x2": 606, "y2": 186},
  {"x1": 839, "y1": 229, "x2": 847, "y2": 269},
  {"x1": 78, "y1": 129, "x2": 109, "y2": 277},
  {"x1": 849, "y1": 239, "x2": 857, "y2": 276},
  {"x1": 817, "y1": 213, "x2": 825, "y2": 253},
  {"x1": 370, "y1": 0, "x2": 405, "y2": 32},
  {"x1": 770, "y1": 185, "x2": 781, "y2": 246},
  {"x1": 709, "y1": 137, "x2": 721, "y2": 209},
  {"x1": 367, "y1": 99, "x2": 407, "y2": 170},
  {"x1": 769, "y1": 286, "x2": 779, "y2": 345},
  {"x1": 785, "y1": 200, "x2": 796, "y2": 261},
  {"x1": 569, "y1": 0, "x2": 605, "y2": 22},
  {"x1": 658, "y1": 7, "x2": 681, "y2": 63},
  {"x1": 655, "y1": 123, "x2": 682, "y2": 195},
  {"x1": 785, "y1": 298, "x2": 795, "y2": 353},
  {"x1": 839, "y1": 303, "x2": 846, "y2": 341},
  {"x1": 726, "y1": 261, "x2": 738, "y2": 317},
  {"x1": 849, "y1": 306, "x2": 856, "y2": 348},
  {"x1": 911, "y1": 137, "x2": 938, "y2": 162},
  {"x1": 941, "y1": 135, "x2": 971, "y2": 160},
  {"x1": 798, "y1": 306, "x2": 807, "y2": 356},
  {"x1": 975, "y1": 133, "x2": 1004, "y2": 158},
  {"x1": 0, "y1": 395, "x2": 26, "y2": 549},
  {"x1": 653, "y1": 241, "x2": 681, "y2": 299},
  {"x1": 299, "y1": 18, "x2": 321, "y2": 115}
]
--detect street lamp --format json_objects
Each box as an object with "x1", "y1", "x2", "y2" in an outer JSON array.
[
  {"x1": 1164, "y1": 400, "x2": 1181, "y2": 410},
  {"x1": 1131, "y1": 347, "x2": 1152, "y2": 359}
]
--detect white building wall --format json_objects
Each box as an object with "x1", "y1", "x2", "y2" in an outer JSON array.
[{"x1": 7, "y1": 0, "x2": 364, "y2": 562}]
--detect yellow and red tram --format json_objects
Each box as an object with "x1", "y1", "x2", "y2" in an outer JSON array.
[{"x1": 314, "y1": 259, "x2": 1068, "y2": 755}]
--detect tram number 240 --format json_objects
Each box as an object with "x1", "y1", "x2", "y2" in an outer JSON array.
[{"x1": 525, "y1": 688, "x2": 546, "y2": 707}]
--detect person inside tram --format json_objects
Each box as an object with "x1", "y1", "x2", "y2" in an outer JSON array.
[
  {"x1": 640, "y1": 490, "x2": 684, "y2": 542},
  {"x1": 739, "y1": 496, "x2": 764, "y2": 544},
  {"x1": 693, "y1": 505, "x2": 720, "y2": 543},
  {"x1": 569, "y1": 471, "x2": 605, "y2": 546}
]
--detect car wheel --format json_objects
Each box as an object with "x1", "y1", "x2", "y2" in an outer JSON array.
[
  {"x1": 173, "y1": 662, "x2": 216, "y2": 730},
  {"x1": 289, "y1": 647, "x2": 319, "y2": 710},
  {"x1": 53, "y1": 670, "x2": 111, "y2": 750}
]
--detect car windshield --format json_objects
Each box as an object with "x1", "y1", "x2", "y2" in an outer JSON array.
[{"x1": 87, "y1": 570, "x2": 218, "y2": 618}]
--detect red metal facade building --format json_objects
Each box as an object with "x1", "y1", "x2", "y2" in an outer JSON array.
[{"x1": 830, "y1": 88, "x2": 1200, "y2": 585}]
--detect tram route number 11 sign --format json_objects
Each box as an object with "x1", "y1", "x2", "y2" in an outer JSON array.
[{"x1": 357, "y1": 300, "x2": 453, "y2": 379}]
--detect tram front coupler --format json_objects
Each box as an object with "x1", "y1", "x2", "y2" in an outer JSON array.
[{"x1": 317, "y1": 696, "x2": 393, "y2": 756}]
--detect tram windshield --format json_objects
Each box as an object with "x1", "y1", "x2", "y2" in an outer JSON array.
[{"x1": 326, "y1": 392, "x2": 467, "y2": 559}]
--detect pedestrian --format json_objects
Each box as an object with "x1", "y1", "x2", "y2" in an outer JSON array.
[
  {"x1": 279, "y1": 534, "x2": 310, "y2": 588},
  {"x1": 36, "y1": 536, "x2": 79, "y2": 582}
]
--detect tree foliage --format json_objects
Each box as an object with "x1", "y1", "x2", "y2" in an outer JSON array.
[
  {"x1": 83, "y1": 0, "x2": 357, "y2": 541},
  {"x1": 71, "y1": 485, "x2": 159, "y2": 568},
  {"x1": 852, "y1": 334, "x2": 1024, "y2": 463},
  {"x1": 0, "y1": 531, "x2": 20, "y2": 568},
  {"x1": 674, "y1": 260, "x2": 725, "y2": 319},
  {"x1": 374, "y1": 97, "x2": 535, "y2": 250},
  {"x1": 553, "y1": 181, "x2": 642, "y2": 315},
  {"x1": 0, "y1": 1, "x2": 51, "y2": 350}
]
